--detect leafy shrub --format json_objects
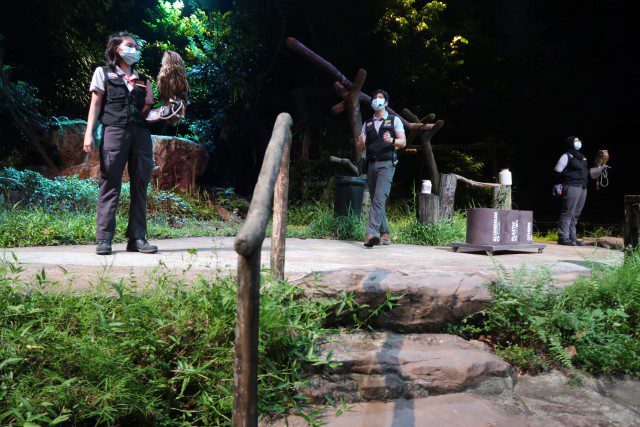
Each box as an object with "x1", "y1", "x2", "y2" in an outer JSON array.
[
  {"x1": 392, "y1": 213, "x2": 466, "y2": 246},
  {"x1": 0, "y1": 167, "x2": 202, "y2": 219},
  {"x1": 0, "y1": 259, "x2": 334, "y2": 425},
  {"x1": 450, "y1": 253, "x2": 640, "y2": 377},
  {"x1": 0, "y1": 168, "x2": 104, "y2": 212},
  {"x1": 287, "y1": 203, "x2": 466, "y2": 246},
  {"x1": 0, "y1": 207, "x2": 236, "y2": 247}
]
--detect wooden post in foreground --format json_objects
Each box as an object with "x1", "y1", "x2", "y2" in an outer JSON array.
[
  {"x1": 233, "y1": 251, "x2": 261, "y2": 426},
  {"x1": 233, "y1": 113, "x2": 292, "y2": 427},
  {"x1": 624, "y1": 195, "x2": 640, "y2": 249}
]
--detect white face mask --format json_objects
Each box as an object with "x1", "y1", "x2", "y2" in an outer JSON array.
[
  {"x1": 573, "y1": 139, "x2": 582, "y2": 150},
  {"x1": 119, "y1": 46, "x2": 140, "y2": 65},
  {"x1": 371, "y1": 98, "x2": 386, "y2": 111}
]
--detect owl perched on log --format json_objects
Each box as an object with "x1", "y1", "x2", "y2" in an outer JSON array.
[{"x1": 594, "y1": 149, "x2": 609, "y2": 167}]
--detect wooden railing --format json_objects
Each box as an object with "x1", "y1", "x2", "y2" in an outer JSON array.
[{"x1": 232, "y1": 112, "x2": 292, "y2": 427}]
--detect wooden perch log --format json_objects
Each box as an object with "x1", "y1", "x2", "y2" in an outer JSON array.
[
  {"x1": 404, "y1": 108, "x2": 440, "y2": 190},
  {"x1": 419, "y1": 193, "x2": 440, "y2": 224},
  {"x1": 450, "y1": 173, "x2": 512, "y2": 210},
  {"x1": 451, "y1": 174, "x2": 501, "y2": 188},
  {"x1": 438, "y1": 174, "x2": 457, "y2": 220},
  {"x1": 286, "y1": 38, "x2": 438, "y2": 133},
  {"x1": 347, "y1": 69, "x2": 366, "y2": 157},
  {"x1": 330, "y1": 156, "x2": 358, "y2": 175}
]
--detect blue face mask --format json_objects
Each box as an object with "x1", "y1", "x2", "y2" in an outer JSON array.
[
  {"x1": 371, "y1": 98, "x2": 386, "y2": 111},
  {"x1": 573, "y1": 139, "x2": 582, "y2": 150},
  {"x1": 119, "y1": 46, "x2": 140, "y2": 65}
]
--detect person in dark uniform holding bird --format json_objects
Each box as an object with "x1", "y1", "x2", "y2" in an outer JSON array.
[
  {"x1": 553, "y1": 136, "x2": 589, "y2": 246},
  {"x1": 357, "y1": 89, "x2": 406, "y2": 247}
]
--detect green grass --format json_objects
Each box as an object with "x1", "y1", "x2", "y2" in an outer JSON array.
[
  {"x1": 0, "y1": 257, "x2": 338, "y2": 426},
  {"x1": 0, "y1": 207, "x2": 238, "y2": 247},
  {"x1": 447, "y1": 252, "x2": 640, "y2": 377},
  {"x1": 286, "y1": 204, "x2": 466, "y2": 246}
]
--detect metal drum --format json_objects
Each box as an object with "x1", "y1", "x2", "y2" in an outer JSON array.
[
  {"x1": 518, "y1": 211, "x2": 534, "y2": 244},
  {"x1": 500, "y1": 209, "x2": 520, "y2": 245},
  {"x1": 456, "y1": 208, "x2": 543, "y2": 253},
  {"x1": 466, "y1": 208, "x2": 502, "y2": 245}
]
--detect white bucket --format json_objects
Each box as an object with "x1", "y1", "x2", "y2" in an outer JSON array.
[
  {"x1": 421, "y1": 180, "x2": 432, "y2": 194},
  {"x1": 498, "y1": 169, "x2": 512, "y2": 186}
]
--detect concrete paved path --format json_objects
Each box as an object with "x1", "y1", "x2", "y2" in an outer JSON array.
[{"x1": 2, "y1": 237, "x2": 623, "y2": 288}]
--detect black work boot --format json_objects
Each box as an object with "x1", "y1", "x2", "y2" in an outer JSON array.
[
  {"x1": 557, "y1": 238, "x2": 575, "y2": 246},
  {"x1": 96, "y1": 239, "x2": 113, "y2": 255},
  {"x1": 126, "y1": 238, "x2": 158, "y2": 254}
]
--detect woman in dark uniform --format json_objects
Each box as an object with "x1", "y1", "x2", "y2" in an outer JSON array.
[
  {"x1": 553, "y1": 136, "x2": 589, "y2": 246},
  {"x1": 83, "y1": 32, "x2": 158, "y2": 255}
]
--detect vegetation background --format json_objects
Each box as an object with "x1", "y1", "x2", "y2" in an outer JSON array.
[{"x1": 0, "y1": 0, "x2": 631, "y2": 230}]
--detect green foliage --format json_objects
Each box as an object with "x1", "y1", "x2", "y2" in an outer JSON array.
[
  {"x1": 0, "y1": 168, "x2": 107, "y2": 212},
  {"x1": 377, "y1": 0, "x2": 471, "y2": 106},
  {"x1": 286, "y1": 203, "x2": 466, "y2": 246},
  {"x1": 0, "y1": 207, "x2": 236, "y2": 247},
  {"x1": 450, "y1": 254, "x2": 640, "y2": 377},
  {"x1": 392, "y1": 212, "x2": 466, "y2": 245},
  {"x1": 146, "y1": 0, "x2": 268, "y2": 146},
  {"x1": 0, "y1": 167, "x2": 222, "y2": 220},
  {"x1": 0, "y1": 259, "x2": 335, "y2": 425},
  {"x1": 287, "y1": 205, "x2": 366, "y2": 242}
]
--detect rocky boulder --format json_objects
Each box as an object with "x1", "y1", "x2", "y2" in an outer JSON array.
[
  {"x1": 50, "y1": 121, "x2": 208, "y2": 191},
  {"x1": 151, "y1": 135, "x2": 208, "y2": 190},
  {"x1": 264, "y1": 393, "x2": 537, "y2": 427},
  {"x1": 302, "y1": 332, "x2": 514, "y2": 403},
  {"x1": 268, "y1": 372, "x2": 640, "y2": 426},
  {"x1": 510, "y1": 372, "x2": 640, "y2": 426},
  {"x1": 295, "y1": 269, "x2": 494, "y2": 332}
]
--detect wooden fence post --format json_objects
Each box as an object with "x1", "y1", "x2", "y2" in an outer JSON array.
[
  {"x1": 492, "y1": 185, "x2": 512, "y2": 210},
  {"x1": 438, "y1": 174, "x2": 457, "y2": 220},
  {"x1": 233, "y1": 113, "x2": 292, "y2": 427},
  {"x1": 270, "y1": 136, "x2": 291, "y2": 280},
  {"x1": 624, "y1": 195, "x2": 640, "y2": 249},
  {"x1": 233, "y1": 251, "x2": 261, "y2": 427}
]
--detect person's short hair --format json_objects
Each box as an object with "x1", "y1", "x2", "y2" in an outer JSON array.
[{"x1": 371, "y1": 89, "x2": 390, "y2": 103}]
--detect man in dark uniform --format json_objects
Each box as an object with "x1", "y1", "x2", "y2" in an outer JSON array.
[
  {"x1": 357, "y1": 89, "x2": 406, "y2": 247},
  {"x1": 553, "y1": 136, "x2": 589, "y2": 246}
]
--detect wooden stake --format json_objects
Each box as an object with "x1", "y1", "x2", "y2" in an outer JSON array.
[
  {"x1": 419, "y1": 193, "x2": 440, "y2": 224},
  {"x1": 270, "y1": 135, "x2": 291, "y2": 280},
  {"x1": 438, "y1": 174, "x2": 458, "y2": 220}
]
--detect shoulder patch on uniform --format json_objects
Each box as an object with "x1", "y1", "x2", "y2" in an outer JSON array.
[{"x1": 366, "y1": 122, "x2": 373, "y2": 127}]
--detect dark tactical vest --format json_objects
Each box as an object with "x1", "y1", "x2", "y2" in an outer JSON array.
[
  {"x1": 561, "y1": 152, "x2": 589, "y2": 189},
  {"x1": 99, "y1": 66, "x2": 148, "y2": 127},
  {"x1": 364, "y1": 114, "x2": 397, "y2": 161}
]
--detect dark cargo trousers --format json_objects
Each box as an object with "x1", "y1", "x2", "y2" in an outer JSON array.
[
  {"x1": 96, "y1": 124, "x2": 154, "y2": 241},
  {"x1": 366, "y1": 160, "x2": 395, "y2": 236},
  {"x1": 558, "y1": 185, "x2": 587, "y2": 241}
]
